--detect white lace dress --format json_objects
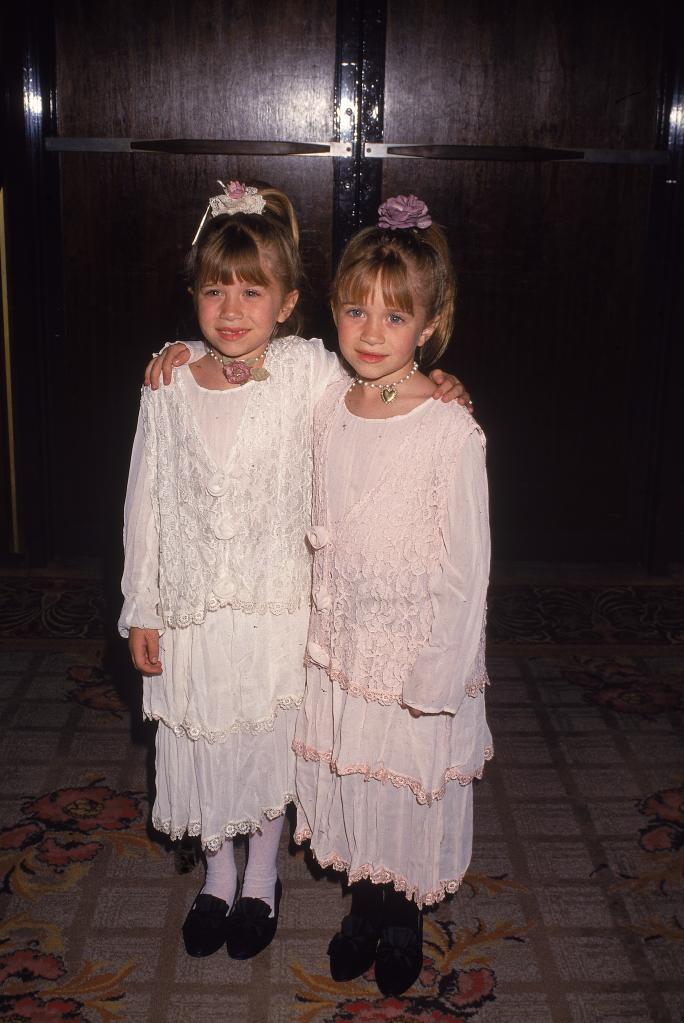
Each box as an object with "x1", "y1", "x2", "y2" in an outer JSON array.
[
  {"x1": 293, "y1": 397, "x2": 492, "y2": 906},
  {"x1": 119, "y1": 342, "x2": 340, "y2": 850}
]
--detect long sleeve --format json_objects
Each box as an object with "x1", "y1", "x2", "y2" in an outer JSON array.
[
  {"x1": 118, "y1": 406, "x2": 164, "y2": 637},
  {"x1": 155, "y1": 338, "x2": 205, "y2": 363},
  {"x1": 182, "y1": 338, "x2": 205, "y2": 363},
  {"x1": 402, "y1": 429, "x2": 490, "y2": 715},
  {"x1": 309, "y1": 339, "x2": 346, "y2": 402}
]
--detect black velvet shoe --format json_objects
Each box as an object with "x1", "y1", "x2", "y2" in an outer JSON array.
[
  {"x1": 182, "y1": 893, "x2": 231, "y2": 958},
  {"x1": 328, "y1": 913, "x2": 381, "y2": 982},
  {"x1": 226, "y1": 878, "x2": 282, "y2": 960},
  {"x1": 374, "y1": 910, "x2": 424, "y2": 997}
]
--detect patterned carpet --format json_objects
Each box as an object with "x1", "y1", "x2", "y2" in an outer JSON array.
[{"x1": 0, "y1": 573, "x2": 682, "y2": 1022}]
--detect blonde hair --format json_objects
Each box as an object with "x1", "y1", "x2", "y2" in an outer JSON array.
[
  {"x1": 331, "y1": 222, "x2": 456, "y2": 365},
  {"x1": 186, "y1": 182, "x2": 302, "y2": 336}
]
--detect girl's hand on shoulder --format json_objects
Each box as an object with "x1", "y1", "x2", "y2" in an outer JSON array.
[
  {"x1": 144, "y1": 343, "x2": 191, "y2": 390},
  {"x1": 428, "y1": 369, "x2": 474, "y2": 411},
  {"x1": 128, "y1": 627, "x2": 163, "y2": 675}
]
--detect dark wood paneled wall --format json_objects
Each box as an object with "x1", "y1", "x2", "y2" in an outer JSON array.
[
  {"x1": 53, "y1": 0, "x2": 337, "y2": 557},
  {"x1": 383, "y1": 0, "x2": 672, "y2": 561},
  {"x1": 2, "y1": 0, "x2": 682, "y2": 569}
]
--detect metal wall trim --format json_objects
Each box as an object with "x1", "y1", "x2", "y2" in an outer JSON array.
[
  {"x1": 365, "y1": 143, "x2": 670, "y2": 165},
  {"x1": 45, "y1": 138, "x2": 353, "y2": 156}
]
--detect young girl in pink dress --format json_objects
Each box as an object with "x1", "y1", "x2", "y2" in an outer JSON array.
[{"x1": 292, "y1": 194, "x2": 492, "y2": 997}]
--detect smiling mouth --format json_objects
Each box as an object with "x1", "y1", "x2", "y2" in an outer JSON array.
[
  {"x1": 356, "y1": 351, "x2": 386, "y2": 362},
  {"x1": 217, "y1": 328, "x2": 249, "y2": 340}
]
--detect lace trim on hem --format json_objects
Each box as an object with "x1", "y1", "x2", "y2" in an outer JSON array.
[
  {"x1": 166, "y1": 595, "x2": 304, "y2": 629},
  {"x1": 153, "y1": 793, "x2": 295, "y2": 851},
  {"x1": 305, "y1": 658, "x2": 490, "y2": 707},
  {"x1": 292, "y1": 831, "x2": 464, "y2": 909},
  {"x1": 292, "y1": 739, "x2": 494, "y2": 806},
  {"x1": 146, "y1": 692, "x2": 303, "y2": 741},
  {"x1": 304, "y1": 656, "x2": 401, "y2": 704}
]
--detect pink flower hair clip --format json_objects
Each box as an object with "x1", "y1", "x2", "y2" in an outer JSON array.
[
  {"x1": 192, "y1": 180, "x2": 266, "y2": 244},
  {"x1": 377, "y1": 194, "x2": 432, "y2": 231}
]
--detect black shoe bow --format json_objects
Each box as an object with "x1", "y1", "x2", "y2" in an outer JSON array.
[
  {"x1": 226, "y1": 878, "x2": 282, "y2": 960},
  {"x1": 374, "y1": 916, "x2": 424, "y2": 997},
  {"x1": 328, "y1": 913, "x2": 381, "y2": 982},
  {"x1": 182, "y1": 893, "x2": 230, "y2": 958}
]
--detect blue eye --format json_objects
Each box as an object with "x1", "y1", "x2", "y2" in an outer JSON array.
[
  {"x1": 388, "y1": 313, "x2": 405, "y2": 325},
  {"x1": 244, "y1": 288, "x2": 261, "y2": 298},
  {"x1": 346, "y1": 307, "x2": 363, "y2": 318}
]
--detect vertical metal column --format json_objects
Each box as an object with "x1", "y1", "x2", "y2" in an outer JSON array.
[
  {"x1": 1, "y1": 1, "x2": 63, "y2": 563},
  {"x1": 643, "y1": 1, "x2": 684, "y2": 569},
  {"x1": 332, "y1": 0, "x2": 387, "y2": 265}
]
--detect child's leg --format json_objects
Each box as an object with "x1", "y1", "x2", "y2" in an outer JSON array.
[
  {"x1": 202, "y1": 838, "x2": 238, "y2": 905},
  {"x1": 241, "y1": 815, "x2": 284, "y2": 914},
  {"x1": 183, "y1": 840, "x2": 237, "y2": 958},
  {"x1": 225, "y1": 816, "x2": 284, "y2": 960},
  {"x1": 328, "y1": 879, "x2": 383, "y2": 982},
  {"x1": 375, "y1": 885, "x2": 423, "y2": 997},
  {"x1": 349, "y1": 878, "x2": 383, "y2": 922},
  {"x1": 382, "y1": 884, "x2": 420, "y2": 930}
]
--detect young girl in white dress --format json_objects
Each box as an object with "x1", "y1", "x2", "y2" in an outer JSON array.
[
  {"x1": 292, "y1": 194, "x2": 492, "y2": 997},
  {"x1": 120, "y1": 182, "x2": 467, "y2": 962}
]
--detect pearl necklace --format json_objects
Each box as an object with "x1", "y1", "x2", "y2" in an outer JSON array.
[
  {"x1": 348, "y1": 361, "x2": 419, "y2": 405},
  {"x1": 205, "y1": 342, "x2": 270, "y2": 385}
]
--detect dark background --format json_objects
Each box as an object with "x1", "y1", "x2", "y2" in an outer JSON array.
[{"x1": 2, "y1": 0, "x2": 683, "y2": 580}]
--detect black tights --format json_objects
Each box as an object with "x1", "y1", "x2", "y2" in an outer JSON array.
[{"x1": 349, "y1": 879, "x2": 421, "y2": 931}]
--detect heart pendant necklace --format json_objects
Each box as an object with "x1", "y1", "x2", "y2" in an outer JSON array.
[{"x1": 349, "y1": 361, "x2": 419, "y2": 404}]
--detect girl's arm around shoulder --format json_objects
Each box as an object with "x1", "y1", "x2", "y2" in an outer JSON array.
[
  {"x1": 402, "y1": 429, "x2": 489, "y2": 716},
  {"x1": 291, "y1": 336, "x2": 349, "y2": 403},
  {"x1": 145, "y1": 339, "x2": 204, "y2": 389}
]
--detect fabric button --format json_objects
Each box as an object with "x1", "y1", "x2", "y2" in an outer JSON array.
[
  {"x1": 213, "y1": 514, "x2": 236, "y2": 540},
  {"x1": 306, "y1": 640, "x2": 330, "y2": 667},
  {"x1": 213, "y1": 575, "x2": 236, "y2": 599},
  {"x1": 313, "y1": 588, "x2": 332, "y2": 611},
  {"x1": 306, "y1": 525, "x2": 330, "y2": 550},
  {"x1": 206, "y1": 472, "x2": 229, "y2": 497}
]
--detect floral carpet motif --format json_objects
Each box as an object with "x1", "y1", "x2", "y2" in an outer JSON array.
[
  {"x1": 0, "y1": 578, "x2": 105, "y2": 643},
  {"x1": 0, "y1": 914, "x2": 134, "y2": 1022},
  {"x1": 488, "y1": 584, "x2": 684, "y2": 645},
  {"x1": 292, "y1": 916, "x2": 510, "y2": 1022},
  {"x1": 1, "y1": 781, "x2": 153, "y2": 900},
  {"x1": 556, "y1": 654, "x2": 682, "y2": 718},
  {"x1": 0, "y1": 575, "x2": 683, "y2": 1021}
]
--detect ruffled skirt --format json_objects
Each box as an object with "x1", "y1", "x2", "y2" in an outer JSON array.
[
  {"x1": 153, "y1": 704, "x2": 298, "y2": 851},
  {"x1": 145, "y1": 603, "x2": 309, "y2": 849},
  {"x1": 293, "y1": 666, "x2": 492, "y2": 907}
]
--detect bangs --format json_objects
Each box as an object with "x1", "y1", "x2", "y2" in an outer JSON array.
[
  {"x1": 195, "y1": 225, "x2": 274, "y2": 288},
  {"x1": 336, "y1": 258, "x2": 415, "y2": 314}
]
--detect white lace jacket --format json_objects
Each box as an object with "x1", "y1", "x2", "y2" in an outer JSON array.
[{"x1": 132, "y1": 336, "x2": 323, "y2": 629}]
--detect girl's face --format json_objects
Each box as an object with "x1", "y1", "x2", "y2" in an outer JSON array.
[
  {"x1": 334, "y1": 278, "x2": 435, "y2": 384},
  {"x1": 196, "y1": 275, "x2": 298, "y2": 362}
]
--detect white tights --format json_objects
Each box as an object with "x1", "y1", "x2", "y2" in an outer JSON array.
[{"x1": 202, "y1": 815, "x2": 283, "y2": 915}]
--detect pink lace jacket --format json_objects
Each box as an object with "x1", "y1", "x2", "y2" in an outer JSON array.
[{"x1": 305, "y1": 380, "x2": 489, "y2": 711}]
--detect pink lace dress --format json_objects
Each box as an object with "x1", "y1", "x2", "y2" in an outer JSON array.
[{"x1": 293, "y1": 392, "x2": 492, "y2": 906}]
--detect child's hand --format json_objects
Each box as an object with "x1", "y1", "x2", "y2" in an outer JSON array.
[
  {"x1": 128, "y1": 627, "x2": 163, "y2": 675},
  {"x1": 428, "y1": 369, "x2": 474, "y2": 412},
  {"x1": 144, "y1": 343, "x2": 191, "y2": 390}
]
